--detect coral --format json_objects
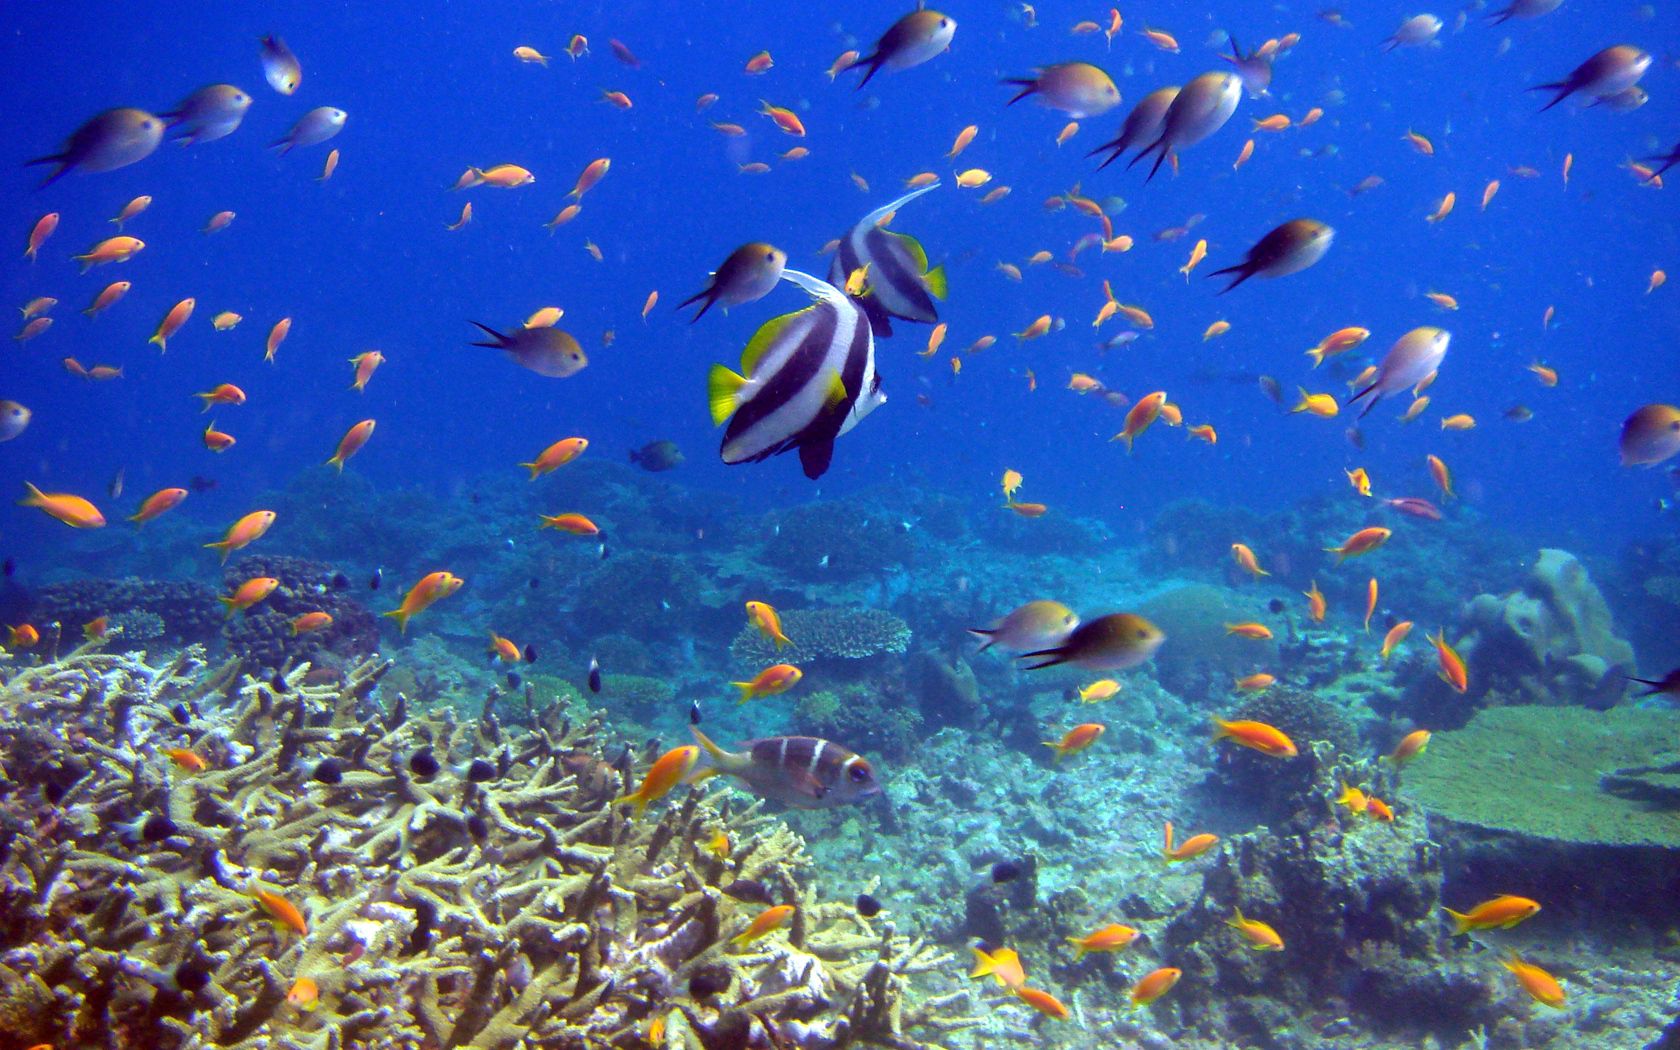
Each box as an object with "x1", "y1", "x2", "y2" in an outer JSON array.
[
  {"x1": 731, "y1": 608, "x2": 912, "y2": 669},
  {"x1": 28, "y1": 577, "x2": 221, "y2": 650},
  {"x1": 594, "y1": 673, "x2": 676, "y2": 720},
  {"x1": 1431, "y1": 549, "x2": 1637, "y2": 719},
  {"x1": 763, "y1": 502, "x2": 914, "y2": 581},
  {"x1": 1401, "y1": 705, "x2": 1680, "y2": 850},
  {"x1": 220, "y1": 555, "x2": 380, "y2": 673},
  {"x1": 1201, "y1": 686, "x2": 1361, "y2": 828},
  {"x1": 1165, "y1": 743, "x2": 1499, "y2": 1048},
  {"x1": 793, "y1": 685, "x2": 926, "y2": 762},
  {"x1": 1138, "y1": 582, "x2": 1278, "y2": 697},
  {"x1": 573, "y1": 552, "x2": 713, "y2": 642},
  {"x1": 0, "y1": 645, "x2": 979, "y2": 1050},
  {"x1": 1145, "y1": 499, "x2": 1268, "y2": 575}
]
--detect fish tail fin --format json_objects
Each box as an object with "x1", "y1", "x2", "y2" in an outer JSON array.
[
  {"x1": 218, "y1": 595, "x2": 238, "y2": 617},
  {"x1": 923, "y1": 263, "x2": 948, "y2": 301},
  {"x1": 1002, "y1": 79, "x2": 1038, "y2": 107},
  {"x1": 731, "y1": 681, "x2": 755, "y2": 703},
  {"x1": 1210, "y1": 263, "x2": 1252, "y2": 294},
  {"x1": 382, "y1": 608, "x2": 411, "y2": 634},
  {"x1": 1018, "y1": 647, "x2": 1067, "y2": 671},
  {"x1": 519, "y1": 461, "x2": 542, "y2": 479},
  {"x1": 707, "y1": 364, "x2": 749, "y2": 425},
  {"x1": 1065, "y1": 938, "x2": 1088, "y2": 960},
  {"x1": 1305, "y1": 346, "x2": 1325, "y2": 367},
  {"x1": 1443, "y1": 907, "x2": 1471, "y2": 935},
  {"x1": 1211, "y1": 717, "x2": 1232, "y2": 743},
  {"x1": 1162, "y1": 820, "x2": 1175, "y2": 859},
  {"x1": 148, "y1": 333, "x2": 166, "y2": 351},
  {"x1": 326, "y1": 453, "x2": 345, "y2": 473},
  {"x1": 1528, "y1": 81, "x2": 1570, "y2": 112},
  {"x1": 848, "y1": 52, "x2": 881, "y2": 89},
  {"x1": 467, "y1": 320, "x2": 510, "y2": 348},
  {"x1": 18, "y1": 482, "x2": 45, "y2": 508},
  {"x1": 966, "y1": 627, "x2": 996, "y2": 653},
  {"x1": 677, "y1": 287, "x2": 715, "y2": 322},
  {"x1": 24, "y1": 154, "x2": 69, "y2": 188}
]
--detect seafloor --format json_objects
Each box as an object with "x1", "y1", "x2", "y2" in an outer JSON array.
[{"x1": 3, "y1": 459, "x2": 1677, "y2": 1049}]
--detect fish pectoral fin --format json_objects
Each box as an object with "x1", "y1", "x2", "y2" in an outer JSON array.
[
  {"x1": 894, "y1": 232, "x2": 930, "y2": 273},
  {"x1": 788, "y1": 765, "x2": 829, "y2": 800},
  {"x1": 707, "y1": 365, "x2": 749, "y2": 425},
  {"x1": 922, "y1": 263, "x2": 949, "y2": 301},
  {"x1": 823, "y1": 369, "x2": 849, "y2": 409}
]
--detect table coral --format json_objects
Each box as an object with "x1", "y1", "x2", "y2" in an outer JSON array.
[
  {"x1": 730, "y1": 608, "x2": 912, "y2": 669},
  {"x1": 0, "y1": 645, "x2": 980, "y2": 1049}
]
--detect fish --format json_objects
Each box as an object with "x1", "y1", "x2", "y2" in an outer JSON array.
[
  {"x1": 1430, "y1": 630, "x2": 1468, "y2": 692},
  {"x1": 1163, "y1": 821, "x2": 1219, "y2": 862},
  {"x1": 260, "y1": 35, "x2": 302, "y2": 94},
  {"x1": 291, "y1": 612, "x2": 333, "y2": 635},
  {"x1": 0, "y1": 402, "x2": 32, "y2": 443},
  {"x1": 1003, "y1": 62, "x2": 1121, "y2": 118},
  {"x1": 1502, "y1": 952, "x2": 1566, "y2": 1008},
  {"x1": 1531, "y1": 45, "x2": 1651, "y2": 112},
  {"x1": 1625, "y1": 668, "x2": 1680, "y2": 697},
  {"x1": 468, "y1": 322, "x2": 587, "y2": 378},
  {"x1": 73, "y1": 235, "x2": 145, "y2": 272},
  {"x1": 1130, "y1": 966, "x2": 1182, "y2": 1008},
  {"x1": 27, "y1": 108, "x2": 164, "y2": 186},
  {"x1": 163, "y1": 84, "x2": 253, "y2": 144},
  {"x1": 588, "y1": 657, "x2": 602, "y2": 693},
  {"x1": 539, "y1": 513, "x2": 600, "y2": 535},
  {"x1": 843, "y1": 10, "x2": 957, "y2": 88},
  {"x1": 1346, "y1": 468, "x2": 1372, "y2": 498},
  {"x1": 264, "y1": 318, "x2": 291, "y2": 362},
  {"x1": 1043, "y1": 723, "x2": 1104, "y2": 761},
  {"x1": 255, "y1": 888, "x2": 308, "y2": 935},
  {"x1": 690, "y1": 726, "x2": 880, "y2": 809},
  {"x1": 1212, "y1": 717, "x2": 1298, "y2": 758},
  {"x1": 164, "y1": 748, "x2": 209, "y2": 774},
  {"x1": 1366, "y1": 796, "x2": 1395, "y2": 822},
  {"x1": 83, "y1": 281, "x2": 131, "y2": 318},
  {"x1": 1210, "y1": 219, "x2": 1334, "y2": 292},
  {"x1": 1076, "y1": 679, "x2": 1120, "y2": 703},
  {"x1": 970, "y1": 600, "x2": 1079, "y2": 653},
  {"x1": 1334, "y1": 781, "x2": 1369, "y2": 815},
  {"x1": 194, "y1": 383, "x2": 245, "y2": 411},
  {"x1": 326, "y1": 420, "x2": 376, "y2": 472},
  {"x1": 319, "y1": 149, "x2": 339, "y2": 180},
  {"x1": 1232, "y1": 543, "x2": 1269, "y2": 578},
  {"x1": 1128, "y1": 72, "x2": 1242, "y2": 180},
  {"x1": 521, "y1": 437, "x2": 588, "y2": 478},
  {"x1": 1113, "y1": 391, "x2": 1168, "y2": 451},
  {"x1": 1445, "y1": 895, "x2": 1541, "y2": 934},
  {"x1": 1019, "y1": 613, "x2": 1165, "y2": 671},
  {"x1": 19, "y1": 483, "x2": 105, "y2": 529},
  {"x1": 746, "y1": 601, "x2": 794, "y2": 650},
  {"x1": 1618, "y1": 404, "x2": 1680, "y2": 467},
  {"x1": 1325, "y1": 526, "x2": 1391, "y2": 563},
  {"x1": 286, "y1": 976, "x2": 319, "y2": 1012},
  {"x1": 202, "y1": 422, "x2": 236, "y2": 451},
  {"x1": 970, "y1": 946, "x2": 1027, "y2": 989},
  {"x1": 204, "y1": 210, "x2": 236, "y2": 234},
  {"x1": 617, "y1": 745, "x2": 700, "y2": 818},
  {"x1": 1383, "y1": 497, "x2": 1441, "y2": 520},
  {"x1": 220, "y1": 577, "x2": 279, "y2": 615},
  {"x1": 1382, "y1": 13, "x2": 1442, "y2": 51},
  {"x1": 272, "y1": 107, "x2": 346, "y2": 154},
  {"x1": 629, "y1": 440, "x2": 684, "y2": 472},
  {"x1": 1226, "y1": 908, "x2": 1284, "y2": 951},
  {"x1": 1235, "y1": 673, "x2": 1275, "y2": 692},
  {"x1": 24, "y1": 213, "x2": 59, "y2": 261},
  {"x1": 1364, "y1": 578, "x2": 1379, "y2": 632},
  {"x1": 1014, "y1": 986, "x2": 1070, "y2": 1019},
  {"x1": 732, "y1": 663, "x2": 802, "y2": 703},
  {"x1": 731, "y1": 904, "x2": 796, "y2": 946},
  {"x1": 828, "y1": 184, "x2": 946, "y2": 338},
  {"x1": 680, "y1": 243, "x2": 788, "y2": 321},
  {"x1": 382, "y1": 570, "x2": 463, "y2": 634},
  {"x1": 109, "y1": 196, "x2": 151, "y2": 230},
  {"x1": 6, "y1": 625, "x2": 40, "y2": 650},
  {"x1": 759, "y1": 100, "x2": 805, "y2": 136},
  {"x1": 708, "y1": 268, "x2": 884, "y2": 480}
]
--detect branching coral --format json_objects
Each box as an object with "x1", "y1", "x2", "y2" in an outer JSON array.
[{"x1": 0, "y1": 645, "x2": 979, "y2": 1049}]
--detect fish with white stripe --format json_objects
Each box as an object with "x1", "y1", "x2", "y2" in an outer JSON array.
[
  {"x1": 828, "y1": 183, "x2": 947, "y2": 338},
  {"x1": 707, "y1": 268, "x2": 884, "y2": 479},
  {"x1": 690, "y1": 726, "x2": 882, "y2": 808}
]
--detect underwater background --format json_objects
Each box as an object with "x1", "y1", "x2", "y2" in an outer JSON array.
[{"x1": 1, "y1": 1, "x2": 1678, "y2": 1048}]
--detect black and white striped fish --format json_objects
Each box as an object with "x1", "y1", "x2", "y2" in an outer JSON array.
[
  {"x1": 690, "y1": 726, "x2": 882, "y2": 809},
  {"x1": 828, "y1": 183, "x2": 948, "y2": 338},
  {"x1": 707, "y1": 268, "x2": 884, "y2": 480}
]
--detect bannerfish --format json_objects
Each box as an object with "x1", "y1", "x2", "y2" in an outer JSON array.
[
  {"x1": 690, "y1": 726, "x2": 882, "y2": 809},
  {"x1": 827, "y1": 183, "x2": 947, "y2": 338},
  {"x1": 708, "y1": 268, "x2": 884, "y2": 480}
]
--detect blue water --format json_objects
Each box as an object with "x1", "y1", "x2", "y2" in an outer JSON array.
[{"x1": 1, "y1": 0, "x2": 1676, "y2": 570}]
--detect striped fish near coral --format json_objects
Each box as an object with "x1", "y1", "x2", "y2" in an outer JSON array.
[
  {"x1": 708, "y1": 268, "x2": 885, "y2": 480},
  {"x1": 690, "y1": 726, "x2": 881, "y2": 809}
]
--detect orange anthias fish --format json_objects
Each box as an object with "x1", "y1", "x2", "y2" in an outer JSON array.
[
  {"x1": 746, "y1": 601, "x2": 794, "y2": 650},
  {"x1": 203, "y1": 421, "x2": 236, "y2": 452},
  {"x1": 290, "y1": 611, "x2": 333, "y2": 635},
  {"x1": 1430, "y1": 630, "x2": 1468, "y2": 692},
  {"x1": 220, "y1": 576, "x2": 280, "y2": 616},
  {"x1": 6, "y1": 624, "x2": 39, "y2": 650},
  {"x1": 1235, "y1": 673, "x2": 1274, "y2": 691},
  {"x1": 731, "y1": 903, "x2": 795, "y2": 946},
  {"x1": 1044, "y1": 722, "x2": 1104, "y2": 761},
  {"x1": 1225, "y1": 622, "x2": 1273, "y2": 640},
  {"x1": 1346, "y1": 467, "x2": 1372, "y2": 497},
  {"x1": 1014, "y1": 986, "x2": 1070, "y2": 1019},
  {"x1": 255, "y1": 888, "x2": 309, "y2": 936},
  {"x1": 539, "y1": 513, "x2": 601, "y2": 535},
  {"x1": 1213, "y1": 717, "x2": 1298, "y2": 758},
  {"x1": 1130, "y1": 966, "x2": 1182, "y2": 1008},
  {"x1": 733, "y1": 663, "x2": 802, "y2": 702},
  {"x1": 1364, "y1": 578, "x2": 1379, "y2": 633},
  {"x1": 1114, "y1": 391, "x2": 1168, "y2": 452},
  {"x1": 1232, "y1": 542, "x2": 1269, "y2": 579},
  {"x1": 970, "y1": 946, "x2": 1027, "y2": 989},
  {"x1": 326, "y1": 420, "x2": 376, "y2": 472},
  {"x1": 204, "y1": 510, "x2": 277, "y2": 562},
  {"x1": 163, "y1": 747, "x2": 209, "y2": 773},
  {"x1": 1390, "y1": 728, "x2": 1431, "y2": 764},
  {"x1": 1366, "y1": 796, "x2": 1395, "y2": 822},
  {"x1": 1381, "y1": 621, "x2": 1414, "y2": 663},
  {"x1": 20, "y1": 483, "x2": 106, "y2": 529},
  {"x1": 1325, "y1": 526, "x2": 1391, "y2": 563},
  {"x1": 1427, "y1": 454, "x2": 1454, "y2": 499},
  {"x1": 383, "y1": 570, "x2": 463, "y2": 634},
  {"x1": 520, "y1": 437, "x2": 588, "y2": 478},
  {"x1": 488, "y1": 633, "x2": 522, "y2": 663},
  {"x1": 1446, "y1": 895, "x2": 1541, "y2": 934},
  {"x1": 1162, "y1": 820, "x2": 1219, "y2": 863},
  {"x1": 1303, "y1": 580, "x2": 1327, "y2": 621},
  {"x1": 350, "y1": 350, "x2": 385, "y2": 391},
  {"x1": 1334, "y1": 781, "x2": 1369, "y2": 815},
  {"x1": 617, "y1": 744, "x2": 700, "y2": 818},
  {"x1": 286, "y1": 976, "x2": 320, "y2": 1012},
  {"x1": 1066, "y1": 923, "x2": 1138, "y2": 958},
  {"x1": 1226, "y1": 908, "x2": 1284, "y2": 951},
  {"x1": 265, "y1": 317, "x2": 292, "y2": 364},
  {"x1": 1502, "y1": 952, "x2": 1566, "y2": 1008}
]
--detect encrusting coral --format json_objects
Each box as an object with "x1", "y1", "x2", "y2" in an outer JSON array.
[{"x1": 0, "y1": 644, "x2": 981, "y2": 1049}]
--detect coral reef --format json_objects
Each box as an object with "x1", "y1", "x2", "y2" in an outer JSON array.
[
  {"x1": 793, "y1": 685, "x2": 926, "y2": 763},
  {"x1": 1417, "y1": 549, "x2": 1637, "y2": 722},
  {"x1": 573, "y1": 552, "x2": 715, "y2": 643},
  {"x1": 28, "y1": 577, "x2": 222, "y2": 650},
  {"x1": 220, "y1": 555, "x2": 380, "y2": 673},
  {"x1": 1200, "y1": 686, "x2": 1362, "y2": 828},
  {"x1": 763, "y1": 502, "x2": 914, "y2": 581},
  {"x1": 0, "y1": 646, "x2": 981, "y2": 1049},
  {"x1": 731, "y1": 608, "x2": 912, "y2": 670},
  {"x1": 1137, "y1": 582, "x2": 1277, "y2": 697}
]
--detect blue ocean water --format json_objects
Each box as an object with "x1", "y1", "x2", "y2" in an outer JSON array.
[{"x1": 2, "y1": 0, "x2": 1676, "y2": 574}]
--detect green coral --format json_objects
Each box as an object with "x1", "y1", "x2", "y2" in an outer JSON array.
[
  {"x1": 730, "y1": 607, "x2": 911, "y2": 667},
  {"x1": 1401, "y1": 704, "x2": 1680, "y2": 847},
  {"x1": 792, "y1": 684, "x2": 924, "y2": 761}
]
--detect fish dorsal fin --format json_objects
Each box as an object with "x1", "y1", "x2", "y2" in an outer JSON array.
[
  {"x1": 894, "y1": 232, "x2": 929, "y2": 273},
  {"x1": 856, "y1": 182, "x2": 940, "y2": 232},
  {"x1": 740, "y1": 307, "x2": 811, "y2": 376}
]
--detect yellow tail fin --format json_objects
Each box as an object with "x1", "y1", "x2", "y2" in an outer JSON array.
[{"x1": 707, "y1": 365, "x2": 748, "y2": 425}]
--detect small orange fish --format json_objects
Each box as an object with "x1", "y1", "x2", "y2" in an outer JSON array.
[
  {"x1": 955, "y1": 168, "x2": 992, "y2": 189},
  {"x1": 732, "y1": 663, "x2": 802, "y2": 702},
  {"x1": 1502, "y1": 953, "x2": 1565, "y2": 1007},
  {"x1": 1303, "y1": 580, "x2": 1327, "y2": 622},
  {"x1": 1366, "y1": 796, "x2": 1395, "y2": 822},
  {"x1": 286, "y1": 976, "x2": 320, "y2": 1011},
  {"x1": 1528, "y1": 362, "x2": 1558, "y2": 387},
  {"x1": 1426, "y1": 454, "x2": 1454, "y2": 499},
  {"x1": 1013, "y1": 314, "x2": 1051, "y2": 341},
  {"x1": 758, "y1": 101, "x2": 805, "y2": 137},
  {"x1": 1252, "y1": 114, "x2": 1291, "y2": 132},
  {"x1": 1430, "y1": 629, "x2": 1469, "y2": 692},
  {"x1": 617, "y1": 745, "x2": 700, "y2": 818},
  {"x1": 1445, "y1": 895, "x2": 1540, "y2": 934},
  {"x1": 521, "y1": 437, "x2": 588, "y2": 478},
  {"x1": 1425, "y1": 192, "x2": 1455, "y2": 224},
  {"x1": 1381, "y1": 620, "x2": 1415, "y2": 663},
  {"x1": 1345, "y1": 467, "x2": 1372, "y2": 498},
  {"x1": 1225, "y1": 622, "x2": 1273, "y2": 640},
  {"x1": 1213, "y1": 717, "x2": 1298, "y2": 758},
  {"x1": 350, "y1": 350, "x2": 385, "y2": 392},
  {"x1": 204, "y1": 509, "x2": 276, "y2": 562},
  {"x1": 703, "y1": 828, "x2": 731, "y2": 859},
  {"x1": 220, "y1": 576, "x2": 279, "y2": 615},
  {"x1": 149, "y1": 298, "x2": 196, "y2": 351},
  {"x1": 539, "y1": 512, "x2": 600, "y2": 535},
  {"x1": 74, "y1": 235, "x2": 145, "y2": 272},
  {"x1": 744, "y1": 50, "x2": 773, "y2": 74},
  {"x1": 256, "y1": 888, "x2": 309, "y2": 936},
  {"x1": 1480, "y1": 179, "x2": 1500, "y2": 211},
  {"x1": 1114, "y1": 391, "x2": 1167, "y2": 452},
  {"x1": 731, "y1": 904, "x2": 795, "y2": 946},
  {"x1": 1425, "y1": 291, "x2": 1459, "y2": 311},
  {"x1": 488, "y1": 633, "x2": 522, "y2": 663},
  {"x1": 1163, "y1": 820, "x2": 1219, "y2": 863},
  {"x1": 382, "y1": 570, "x2": 463, "y2": 634},
  {"x1": 826, "y1": 50, "x2": 859, "y2": 81},
  {"x1": 780, "y1": 147, "x2": 809, "y2": 161},
  {"x1": 25, "y1": 212, "x2": 59, "y2": 261},
  {"x1": 600, "y1": 89, "x2": 633, "y2": 109},
  {"x1": 1299, "y1": 107, "x2": 1323, "y2": 126},
  {"x1": 1202, "y1": 320, "x2": 1230, "y2": 341},
  {"x1": 1324, "y1": 527, "x2": 1391, "y2": 563},
  {"x1": 82, "y1": 616, "x2": 109, "y2": 641},
  {"x1": 1231, "y1": 543, "x2": 1269, "y2": 579},
  {"x1": 1139, "y1": 27, "x2": 1180, "y2": 51},
  {"x1": 1006, "y1": 501, "x2": 1047, "y2": 518},
  {"x1": 202, "y1": 210, "x2": 235, "y2": 234},
  {"x1": 1014, "y1": 986, "x2": 1070, "y2": 1019},
  {"x1": 1234, "y1": 138, "x2": 1255, "y2": 170},
  {"x1": 1187, "y1": 423, "x2": 1218, "y2": 444},
  {"x1": 970, "y1": 946, "x2": 1027, "y2": 989},
  {"x1": 1180, "y1": 238, "x2": 1208, "y2": 279},
  {"x1": 195, "y1": 383, "x2": 246, "y2": 411},
  {"x1": 445, "y1": 202, "x2": 472, "y2": 231},
  {"x1": 265, "y1": 317, "x2": 292, "y2": 363},
  {"x1": 6, "y1": 624, "x2": 40, "y2": 650},
  {"x1": 291, "y1": 611, "x2": 333, "y2": 635},
  {"x1": 20, "y1": 483, "x2": 106, "y2": 529},
  {"x1": 1226, "y1": 908, "x2": 1284, "y2": 951},
  {"x1": 326, "y1": 420, "x2": 376, "y2": 472},
  {"x1": 1066, "y1": 923, "x2": 1138, "y2": 958},
  {"x1": 1235, "y1": 673, "x2": 1275, "y2": 692},
  {"x1": 1390, "y1": 728, "x2": 1430, "y2": 764},
  {"x1": 1292, "y1": 388, "x2": 1339, "y2": 417},
  {"x1": 1130, "y1": 966, "x2": 1182, "y2": 1008},
  {"x1": 319, "y1": 148, "x2": 339, "y2": 181},
  {"x1": 1043, "y1": 723, "x2": 1104, "y2": 761},
  {"x1": 1439, "y1": 413, "x2": 1475, "y2": 431},
  {"x1": 1364, "y1": 577, "x2": 1379, "y2": 633},
  {"x1": 1402, "y1": 129, "x2": 1434, "y2": 155},
  {"x1": 202, "y1": 422, "x2": 237, "y2": 452},
  {"x1": 83, "y1": 280, "x2": 132, "y2": 318}
]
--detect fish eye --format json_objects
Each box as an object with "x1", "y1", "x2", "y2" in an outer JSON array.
[{"x1": 849, "y1": 763, "x2": 872, "y2": 782}]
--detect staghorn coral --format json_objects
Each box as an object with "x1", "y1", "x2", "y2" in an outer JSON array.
[
  {"x1": 0, "y1": 644, "x2": 980, "y2": 1050},
  {"x1": 731, "y1": 609, "x2": 911, "y2": 669}
]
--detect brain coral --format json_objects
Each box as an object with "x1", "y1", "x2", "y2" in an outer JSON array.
[{"x1": 730, "y1": 608, "x2": 912, "y2": 668}]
